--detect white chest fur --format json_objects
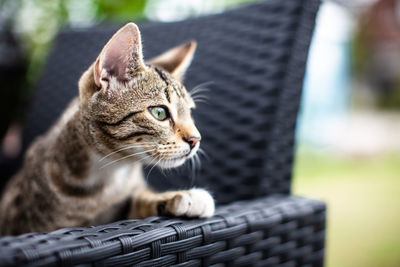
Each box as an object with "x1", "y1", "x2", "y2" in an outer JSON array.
[{"x1": 88, "y1": 153, "x2": 145, "y2": 204}]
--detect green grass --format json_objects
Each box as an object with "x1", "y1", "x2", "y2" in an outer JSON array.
[{"x1": 293, "y1": 147, "x2": 400, "y2": 267}]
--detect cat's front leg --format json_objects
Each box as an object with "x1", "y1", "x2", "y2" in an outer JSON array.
[{"x1": 129, "y1": 188, "x2": 215, "y2": 219}]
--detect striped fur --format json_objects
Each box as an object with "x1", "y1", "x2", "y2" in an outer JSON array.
[{"x1": 0, "y1": 23, "x2": 214, "y2": 236}]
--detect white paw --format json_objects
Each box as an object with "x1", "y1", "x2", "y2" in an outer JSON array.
[{"x1": 161, "y1": 189, "x2": 215, "y2": 218}]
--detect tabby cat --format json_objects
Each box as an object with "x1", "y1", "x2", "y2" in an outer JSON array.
[{"x1": 0, "y1": 23, "x2": 215, "y2": 236}]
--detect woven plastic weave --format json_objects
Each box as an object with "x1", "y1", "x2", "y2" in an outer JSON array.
[
  {"x1": 0, "y1": 0, "x2": 324, "y2": 266},
  {"x1": 0, "y1": 195, "x2": 325, "y2": 266}
]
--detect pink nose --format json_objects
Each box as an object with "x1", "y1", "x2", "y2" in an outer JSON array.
[{"x1": 183, "y1": 136, "x2": 201, "y2": 149}]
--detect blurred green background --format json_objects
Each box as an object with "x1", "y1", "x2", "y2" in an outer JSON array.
[
  {"x1": 1, "y1": 0, "x2": 400, "y2": 266},
  {"x1": 294, "y1": 147, "x2": 400, "y2": 267}
]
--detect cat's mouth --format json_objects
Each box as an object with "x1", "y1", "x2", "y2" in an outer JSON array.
[
  {"x1": 157, "y1": 149, "x2": 199, "y2": 169},
  {"x1": 138, "y1": 142, "x2": 199, "y2": 169}
]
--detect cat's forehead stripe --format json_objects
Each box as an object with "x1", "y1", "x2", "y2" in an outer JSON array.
[
  {"x1": 153, "y1": 67, "x2": 171, "y2": 103},
  {"x1": 151, "y1": 66, "x2": 188, "y2": 102}
]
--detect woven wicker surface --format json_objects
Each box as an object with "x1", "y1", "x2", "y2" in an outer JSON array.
[
  {"x1": 0, "y1": 195, "x2": 325, "y2": 266},
  {"x1": 10, "y1": 0, "x2": 321, "y2": 204}
]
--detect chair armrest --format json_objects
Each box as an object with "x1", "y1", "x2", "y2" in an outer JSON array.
[{"x1": 0, "y1": 195, "x2": 325, "y2": 266}]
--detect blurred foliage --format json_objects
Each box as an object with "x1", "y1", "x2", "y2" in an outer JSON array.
[
  {"x1": 94, "y1": 0, "x2": 147, "y2": 21},
  {"x1": 19, "y1": 0, "x2": 69, "y2": 89}
]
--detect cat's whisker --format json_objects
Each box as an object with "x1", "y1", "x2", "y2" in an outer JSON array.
[
  {"x1": 136, "y1": 153, "x2": 154, "y2": 164},
  {"x1": 159, "y1": 160, "x2": 169, "y2": 176},
  {"x1": 100, "y1": 143, "x2": 156, "y2": 161},
  {"x1": 191, "y1": 91, "x2": 209, "y2": 97},
  {"x1": 164, "y1": 159, "x2": 172, "y2": 172},
  {"x1": 143, "y1": 154, "x2": 158, "y2": 170},
  {"x1": 191, "y1": 157, "x2": 195, "y2": 171},
  {"x1": 100, "y1": 149, "x2": 156, "y2": 169},
  {"x1": 147, "y1": 153, "x2": 163, "y2": 169},
  {"x1": 99, "y1": 143, "x2": 157, "y2": 162},
  {"x1": 198, "y1": 148, "x2": 210, "y2": 161},
  {"x1": 193, "y1": 99, "x2": 209, "y2": 104},
  {"x1": 190, "y1": 81, "x2": 214, "y2": 96},
  {"x1": 190, "y1": 157, "x2": 196, "y2": 186},
  {"x1": 146, "y1": 158, "x2": 162, "y2": 181},
  {"x1": 191, "y1": 83, "x2": 211, "y2": 92},
  {"x1": 192, "y1": 95, "x2": 209, "y2": 101},
  {"x1": 190, "y1": 88, "x2": 210, "y2": 97},
  {"x1": 194, "y1": 153, "x2": 202, "y2": 170},
  {"x1": 193, "y1": 99, "x2": 209, "y2": 103},
  {"x1": 191, "y1": 92, "x2": 209, "y2": 99}
]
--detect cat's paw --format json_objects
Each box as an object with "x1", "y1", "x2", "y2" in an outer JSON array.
[{"x1": 158, "y1": 189, "x2": 215, "y2": 218}]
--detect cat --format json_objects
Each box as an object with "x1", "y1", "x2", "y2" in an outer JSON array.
[{"x1": 0, "y1": 22, "x2": 215, "y2": 236}]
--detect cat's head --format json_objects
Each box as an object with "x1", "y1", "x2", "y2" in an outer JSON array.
[{"x1": 79, "y1": 23, "x2": 200, "y2": 169}]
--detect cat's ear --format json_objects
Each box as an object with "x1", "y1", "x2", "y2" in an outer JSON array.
[
  {"x1": 147, "y1": 41, "x2": 197, "y2": 81},
  {"x1": 94, "y1": 22, "x2": 146, "y2": 90}
]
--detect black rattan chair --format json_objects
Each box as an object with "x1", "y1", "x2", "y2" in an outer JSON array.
[{"x1": 0, "y1": 0, "x2": 325, "y2": 266}]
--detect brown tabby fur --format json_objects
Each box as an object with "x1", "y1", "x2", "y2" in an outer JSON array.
[{"x1": 0, "y1": 23, "x2": 214, "y2": 236}]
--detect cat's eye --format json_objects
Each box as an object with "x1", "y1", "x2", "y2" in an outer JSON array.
[{"x1": 149, "y1": 107, "x2": 169, "y2": 121}]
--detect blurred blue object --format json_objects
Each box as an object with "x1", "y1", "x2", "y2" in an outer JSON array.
[{"x1": 297, "y1": 1, "x2": 353, "y2": 147}]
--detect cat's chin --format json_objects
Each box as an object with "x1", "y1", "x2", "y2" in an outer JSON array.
[
  {"x1": 156, "y1": 157, "x2": 187, "y2": 169},
  {"x1": 157, "y1": 144, "x2": 200, "y2": 169}
]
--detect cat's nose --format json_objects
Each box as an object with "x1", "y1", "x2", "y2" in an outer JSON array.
[{"x1": 183, "y1": 136, "x2": 201, "y2": 149}]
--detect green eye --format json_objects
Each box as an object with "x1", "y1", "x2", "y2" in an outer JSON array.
[{"x1": 149, "y1": 107, "x2": 168, "y2": 121}]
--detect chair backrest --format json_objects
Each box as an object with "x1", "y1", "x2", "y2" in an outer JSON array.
[{"x1": 19, "y1": 0, "x2": 319, "y2": 204}]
